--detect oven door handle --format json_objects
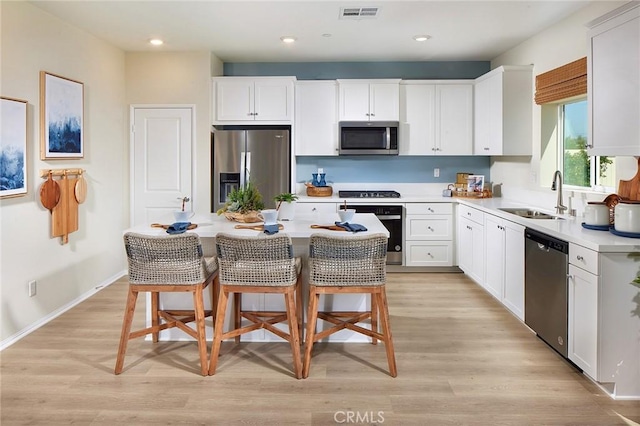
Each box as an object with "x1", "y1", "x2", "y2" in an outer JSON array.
[{"x1": 375, "y1": 214, "x2": 402, "y2": 220}]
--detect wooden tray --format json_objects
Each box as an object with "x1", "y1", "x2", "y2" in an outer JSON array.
[
  {"x1": 452, "y1": 189, "x2": 492, "y2": 199},
  {"x1": 310, "y1": 224, "x2": 347, "y2": 231},
  {"x1": 306, "y1": 185, "x2": 333, "y2": 197},
  {"x1": 151, "y1": 223, "x2": 198, "y2": 230}
]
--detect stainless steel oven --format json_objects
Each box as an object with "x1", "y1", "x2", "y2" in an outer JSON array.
[{"x1": 345, "y1": 204, "x2": 403, "y2": 265}]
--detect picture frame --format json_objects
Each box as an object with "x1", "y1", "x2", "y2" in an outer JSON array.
[
  {"x1": 467, "y1": 175, "x2": 485, "y2": 193},
  {"x1": 40, "y1": 71, "x2": 84, "y2": 160},
  {"x1": 1, "y1": 97, "x2": 28, "y2": 198}
]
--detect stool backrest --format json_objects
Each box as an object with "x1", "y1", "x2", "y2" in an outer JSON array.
[
  {"x1": 123, "y1": 232, "x2": 206, "y2": 285},
  {"x1": 215, "y1": 233, "x2": 297, "y2": 286},
  {"x1": 308, "y1": 233, "x2": 387, "y2": 286}
]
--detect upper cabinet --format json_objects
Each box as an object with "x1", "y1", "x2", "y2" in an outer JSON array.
[
  {"x1": 212, "y1": 77, "x2": 295, "y2": 124},
  {"x1": 473, "y1": 66, "x2": 533, "y2": 156},
  {"x1": 294, "y1": 81, "x2": 338, "y2": 156},
  {"x1": 337, "y1": 79, "x2": 400, "y2": 121},
  {"x1": 399, "y1": 81, "x2": 473, "y2": 155},
  {"x1": 587, "y1": 2, "x2": 639, "y2": 156}
]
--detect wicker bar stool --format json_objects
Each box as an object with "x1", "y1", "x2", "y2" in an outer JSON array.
[
  {"x1": 115, "y1": 232, "x2": 217, "y2": 376},
  {"x1": 208, "y1": 233, "x2": 303, "y2": 379},
  {"x1": 303, "y1": 233, "x2": 397, "y2": 378}
]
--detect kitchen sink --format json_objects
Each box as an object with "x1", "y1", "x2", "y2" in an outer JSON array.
[{"x1": 498, "y1": 207, "x2": 564, "y2": 220}]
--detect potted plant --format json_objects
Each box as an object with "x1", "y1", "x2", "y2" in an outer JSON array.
[
  {"x1": 274, "y1": 192, "x2": 298, "y2": 221},
  {"x1": 216, "y1": 182, "x2": 265, "y2": 223}
]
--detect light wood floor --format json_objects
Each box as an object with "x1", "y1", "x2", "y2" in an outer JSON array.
[{"x1": 2, "y1": 272, "x2": 639, "y2": 425}]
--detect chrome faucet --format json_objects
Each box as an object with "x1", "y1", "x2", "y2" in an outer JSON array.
[{"x1": 551, "y1": 170, "x2": 567, "y2": 214}]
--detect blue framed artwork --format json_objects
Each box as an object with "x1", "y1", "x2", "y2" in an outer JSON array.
[
  {"x1": 40, "y1": 71, "x2": 84, "y2": 160},
  {"x1": 1, "y1": 97, "x2": 28, "y2": 198}
]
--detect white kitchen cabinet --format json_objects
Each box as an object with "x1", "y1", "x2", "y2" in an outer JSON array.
[
  {"x1": 484, "y1": 214, "x2": 525, "y2": 319},
  {"x1": 295, "y1": 202, "x2": 337, "y2": 219},
  {"x1": 473, "y1": 66, "x2": 533, "y2": 156},
  {"x1": 587, "y1": 2, "x2": 640, "y2": 156},
  {"x1": 337, "y1": 79, "x2": 400, "y2": 121},
  {"x1": 568, "y1": 263, "x2": 598, "y2": 379},
  {"x1": 405, "y1": 203, "x2": 453, "y2": 267},
  {"x1": 294, "y1": 81, "x2": 338, "y2": 156},
  {"x1": 456, "y1": 204, "x2": 484, "y2": 283},
  {"x1": 213, "y1": 77, "x2": 295, "y2": 123},
  {"x1": 399, "y1": 81, "x2": 473, "y2": 156}
]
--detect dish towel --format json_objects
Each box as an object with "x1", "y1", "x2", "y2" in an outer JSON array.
[
  {"x1": 263, "y1": 224, "x2": 280, "y2": 235},
  {"x1": 166, "y1": 222, "x2": 191, "y2": 234},
  {"x1": 335, "y1": 222, "x2": 368, "y2": 233}
]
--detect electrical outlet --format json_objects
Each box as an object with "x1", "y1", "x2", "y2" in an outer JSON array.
[
  {"x1": 434, "y1": 168, "x2": 440, "y2": 178},
  {"x1": 530, "y1": 171, "x2": 537, "y2": 183},
  {"x1": 28, "y1": 280, "x2": 36, "y2": 297}
]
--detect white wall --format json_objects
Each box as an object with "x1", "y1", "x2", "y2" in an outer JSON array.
[
  {"x1": 125, "y1": 52, "x2": 216, "y2": 214},
  {"x1": 0, "y1": 2, "x2": 127, "y2": 343},
  {"x1": 490, "y1": 1, "x2": 635, "y2": 208}
]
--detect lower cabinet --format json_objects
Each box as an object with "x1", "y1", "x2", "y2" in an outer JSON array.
[
  {"x1": 568, "y1": 243, "x2": 599, "y2": 379},
  {"x1": 484, "y1": 214, "x2": 525, "y2": 319},
  {"x1": 405, "y1": 203, "x2": 453, "y2": 266},
  {"x1": 295, "y1": 202, "x2": 337, "y2": 218},
  {"x1": 457, "y1": 205, "x2": 485, "y2": 283}
]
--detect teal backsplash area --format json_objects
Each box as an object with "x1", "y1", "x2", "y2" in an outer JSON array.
[
  {"x1": 223, "y1": 61, "x2": 490, "y2": 80},
  {"x1": 296, "y1": 156, "x2": 490, "y2": 184}
]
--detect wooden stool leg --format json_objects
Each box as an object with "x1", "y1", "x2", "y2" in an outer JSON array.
[
  {"x1": 209, "y1": 288, "x2": 229, "y2": 375},
  {"x1": 371, "y1": 291, "x2": 378, "y2": 345},
  {"x1": 233, "y1": 292, "x2": 241, "y2": 344},
  {"x1": 151, "y1": 291, "x2": 160, "y2": 343},
  {"x1": 285, "y1": 287, "x2": 302, "y2": 379},
  {"x1": 376, "y1": 287, "x2": 397, "y2": 377},
  {"x1": 210, "y1": 275, "x2": 218, "y2": 323},
  {"x1": 193, "y1": 285, "x2": 208, "y2": 376},
  {"x1": 115, "y1": 287, "x2": 138, "y2": 375},
  {"x1": 302, "y1": 286, "x2": 320, "y2": 378},
  {"x1": 296, "y1": 277, "x2": 303, "y2": 343}
]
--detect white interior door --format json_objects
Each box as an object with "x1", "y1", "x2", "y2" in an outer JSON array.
[{"x1": 131, "y1": 106, "x2": 193, "y2": 226}]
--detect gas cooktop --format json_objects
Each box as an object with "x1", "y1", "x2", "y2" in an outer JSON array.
[{"x1": 338, "y1": 190, "x2": 401, "y2": 199}]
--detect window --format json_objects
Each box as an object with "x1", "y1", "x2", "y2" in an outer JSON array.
[{"x1": 558, "y1": 99, "x2": 615, "y2": 190}]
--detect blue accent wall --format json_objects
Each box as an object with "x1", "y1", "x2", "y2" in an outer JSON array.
[
  {"x1": 223, "y1": 61, "x2": 490, "y2": 80},
  {"x1": 296, "y1": 156, "x2": 490, "y2": 185}
]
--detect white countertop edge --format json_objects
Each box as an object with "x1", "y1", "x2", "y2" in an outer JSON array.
[{"x1": 298, "y1": 195, "x2": 640, "y2": 252}]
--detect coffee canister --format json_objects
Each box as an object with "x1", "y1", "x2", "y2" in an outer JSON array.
[
  {"x1": 584, "y1": 202, "x2": 610, "y2": 226},
  {"x1": 614, "y1": 200, "x2": 640, "y2": 233}
]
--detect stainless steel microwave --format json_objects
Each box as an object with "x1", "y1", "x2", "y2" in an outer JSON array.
[{"x1": 339, "y1": 121, "x2": 399, "y2": 155}]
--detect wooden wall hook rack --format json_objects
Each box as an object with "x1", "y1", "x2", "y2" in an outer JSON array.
[{"x1": 39, "y1": 168, "x2": 84, "y2": 178}]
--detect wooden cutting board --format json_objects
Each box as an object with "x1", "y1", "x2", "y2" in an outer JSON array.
[
  {"x1": 67, "y1": 177, "x2": 79, "y2": 235},
  {"x1": 40, "y1": 173, "x2": 60, "y2": 211},
  {"x1": 310, "y1": 224, "x2": 347, "y2": 231},
  {"x1": 618, "y1": 157, "x2": 640, "y2": 200},
  {"x1": 151, "y1": 223, "x2": 198, "y2": 230},
  {"x1": 234, "y1": 224, "x2": 284, "y2": 231},
  {"x1": 51, "y1": 175, "x2": 68, "y2": 241}
]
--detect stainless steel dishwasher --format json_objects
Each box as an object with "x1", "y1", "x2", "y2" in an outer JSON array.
[{"x1": 524, "y1": 228, "x2": 569, "y2": 357}]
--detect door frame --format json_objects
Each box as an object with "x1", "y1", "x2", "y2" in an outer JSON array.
[{"x1": 129, "y1": 104, "x2": 197, "y2": 226}]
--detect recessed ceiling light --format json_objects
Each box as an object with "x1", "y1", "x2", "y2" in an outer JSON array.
[
  {"x1": 280, "y1": 36, "x2": 297, "y2": 44},
  {"x1": 322, "y1": 33, "x2": 332, "y2": 38},
  {"x1": 149, "y1": 38, "x2": 164, "y2": 46},
  {"x1": 413, "y1": 35, "x2": 431, "y2": 42}
]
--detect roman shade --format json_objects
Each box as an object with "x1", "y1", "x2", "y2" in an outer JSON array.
[{"x1": 535, "y1": 57, "x2": 587, "y2": 104}]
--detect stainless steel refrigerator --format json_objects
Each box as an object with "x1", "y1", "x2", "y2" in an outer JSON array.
[{"x1": 211, "y1": 127, "x2": 291, "y2": 213}]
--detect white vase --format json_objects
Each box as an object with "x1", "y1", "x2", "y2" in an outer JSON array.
[{"x1": 277, "y1": 201, "x2": 296, "y2": 221}]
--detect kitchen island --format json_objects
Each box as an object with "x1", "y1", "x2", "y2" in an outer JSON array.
[{"x1": 125, "y1": 212, "x2": 389, "y2": 343}]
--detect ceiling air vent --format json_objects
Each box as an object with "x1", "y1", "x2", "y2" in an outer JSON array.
[{"x1": 339, "y1": 7, "x2": 380, "y2": 19}]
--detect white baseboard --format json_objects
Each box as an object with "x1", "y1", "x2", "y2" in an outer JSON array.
[{"x1": 0, "y1": 270, "x2": 127, "y2": 351}]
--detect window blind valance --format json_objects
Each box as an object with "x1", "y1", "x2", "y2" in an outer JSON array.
[{"x1": 535, "y1": 57, "x2": 587, "y2": 104}]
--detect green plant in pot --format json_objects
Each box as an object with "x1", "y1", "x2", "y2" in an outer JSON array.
[
  {"x1": 274, "y1": 192, "x2": 298, "y2": 221},
  {"x1": 216, "y1": 182, "x2": 265, "y2": 222}
]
